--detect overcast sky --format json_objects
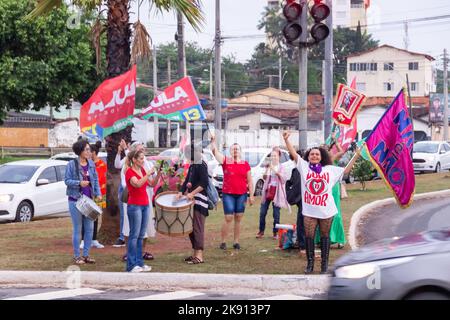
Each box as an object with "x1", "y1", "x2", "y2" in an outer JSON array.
[{"x1": 131, "y1": 0, "x2": 450, "y2": 65}]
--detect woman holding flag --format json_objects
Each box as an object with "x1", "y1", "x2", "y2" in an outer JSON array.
[{"x1": 283, "y1": 131, "x2": 360, "y2": 274}]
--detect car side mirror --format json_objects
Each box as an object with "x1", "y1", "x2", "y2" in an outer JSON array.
[
  {"x1": 440, "y1": 150, "x2": 446, "y2": 154},
  {"x1": 37, "y1": 179, "x2": 50, "y2": 186}
]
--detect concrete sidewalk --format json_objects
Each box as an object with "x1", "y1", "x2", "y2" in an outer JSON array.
[{"x1": 0, "y1": 271, "x2": 330, "y2": 297}]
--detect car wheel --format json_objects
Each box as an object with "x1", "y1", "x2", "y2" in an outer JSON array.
[
  {"x1": 405, "y1": 291, "x2": 449, "y2": 300},
  {"x1": 254, "y1": 180, "x2": 264, "y2": 196},
  {"x1": 434, "y1": 162, "x2": 441, "y2": 173},
  {"x1": 15, "y1": 201, "x2": 34, "y2": 223}
]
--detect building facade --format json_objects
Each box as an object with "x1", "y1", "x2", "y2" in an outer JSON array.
[{"x1": 347, "y1": 45, "x2": 436, "y2": 98}]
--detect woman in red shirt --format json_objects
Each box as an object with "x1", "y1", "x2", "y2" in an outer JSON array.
[
  {"x1": 211, "y1": 136, "x2": 254, "y2": 251},
  {"x1": 125, "y1": 150, "x2": 155, "y2": 273}
]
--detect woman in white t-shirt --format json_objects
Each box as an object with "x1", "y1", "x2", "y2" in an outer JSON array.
[{"x1": 283, "y1": 131, "x2": 360, "y2": 274}]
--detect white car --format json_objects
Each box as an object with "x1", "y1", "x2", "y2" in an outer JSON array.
[
  {"x1": 213, "y1": 148, "x2": 295, "y2": 196},
  {"x1": 0, "y1": 160, "x2": 69, "y2": 222},
  {"x1": 51, "y1": 151, "x2": 107, "y2": 163},
  {"x1": 413, "y1": 141, "x2": 450, "y2": 173}
]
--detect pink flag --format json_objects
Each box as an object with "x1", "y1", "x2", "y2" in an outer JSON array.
[{"x1": 364, "y1": 90, "x2": 415, "y2": 208}]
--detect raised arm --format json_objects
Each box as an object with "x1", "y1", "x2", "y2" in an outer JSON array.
[
  {"x1": 331, "y1": 139, "x2": 345, "y2": 163},
  {"x1": 282, "y1": 131, "x2": 298, "y2": 163},
  {"x1": 343, "y1": 148, "x2": 361, "y2": 176},
  {"x1": 210, "y1": 135, "x2": 225, "y2": 165}
]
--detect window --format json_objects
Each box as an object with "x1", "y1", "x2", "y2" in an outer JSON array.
[
  {"x1": 280, "y1": 152, "x2": 290, "y2": 163},
  {"x1": 409, "y1": 62, "x2": 419, "y2": 70},
  {"x1": 384, "y1": 82, "x2": 394, "y2": 91},
  {"x1": 369, "y1": 63, "x2": 377, "y2": 71},
  {"x1": 444, "y1": 144, "x2": 450, "y2": 152},
  {"x1": 356, "y1": 82, "x2": 366, "y2": 92},
  {"x1": 384, "y1": 62, "x2": 394, "y2": 71},
  {"x1": 411, "y1": 82, "x2": 419, "y2": 92},
  {"x1": 56, "y1": 165, "x2": 67, "y2": 181},
  {"x1": 38, "y1": 167, "x2": 58, "y2": 184},
  {"x1": 350, "y1": 63, "x2": 356, "y2": 71}
]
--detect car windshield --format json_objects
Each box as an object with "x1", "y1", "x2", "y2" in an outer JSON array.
[
  {"x1": 414, "y1": 143, "x2": 439, "y2": 154},
  {"x1": 0, "y1": 165, "x2": 39, "y2": 183}
]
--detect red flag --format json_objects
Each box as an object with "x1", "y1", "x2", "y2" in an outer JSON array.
[
  {"x1": 80, "y1": 65, "x2": 136, "y2": 138},
  {"x1": 350, "y1": 76, "x2": 357, "y2": 89},
  {"x1": 333, "y1": 83, "x2": 366, "y2": 126}
]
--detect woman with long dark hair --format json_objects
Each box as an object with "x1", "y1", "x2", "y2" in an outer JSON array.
[
  {"x1": 80, "y1": 141, "x2": 106, "y2": 249},
  {"x1": 283, "y1": 131, "x2": 360, "y2": 274},
  {"x1": 64, "y1": 139, "x2": 101, "y2": 265}
]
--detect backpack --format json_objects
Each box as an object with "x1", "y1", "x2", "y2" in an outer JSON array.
[{"x1": 285, "y1": 167, "x2": 302, "y2": 205}]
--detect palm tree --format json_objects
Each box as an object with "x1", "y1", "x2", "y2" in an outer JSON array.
[{"x1": 27, "y1": 0, "x2": 204, "y2": 241}]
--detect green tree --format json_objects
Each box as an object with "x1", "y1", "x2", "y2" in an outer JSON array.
[
  {"x1": 0, "y1": 0, "x2": 104, "y2": 122},
  {"x1": 353, "y1": 157, "x2": 374, "y2": 191}
]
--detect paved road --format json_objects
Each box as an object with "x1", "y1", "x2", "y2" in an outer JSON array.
[
  {"x1": 360, "y1": 196, "x2": 450, "y2": 245},
  {"x1": 0, "y1": 287, "x2": 324, "y2": 300}
]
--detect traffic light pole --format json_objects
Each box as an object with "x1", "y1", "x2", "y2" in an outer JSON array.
[
  {"x1": 323, "y1": 0, "x2": 333, "y2": 141},
  {"x1": 298, "y1": 0, "x2": 308, "y2": 151}
]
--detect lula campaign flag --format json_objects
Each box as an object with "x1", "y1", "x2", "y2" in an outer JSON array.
[
  {"x1": 364, "y1": 89, "x2": 415, "y2": 208},
  {"x1": 139, "y1": 77, "x2": 206, "y2": 121},
  {"x1": 80, "y1": 65, "x2": 136, "y2": 139}
]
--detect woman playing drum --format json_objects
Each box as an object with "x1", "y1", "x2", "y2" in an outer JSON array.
[{"x1": 176, "y1": 144, "x2": 209, "y2": 264}]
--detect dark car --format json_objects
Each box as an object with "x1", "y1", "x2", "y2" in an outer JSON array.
[{"x1": 328, "y1": 228, "x2": 450, "y2": 300}]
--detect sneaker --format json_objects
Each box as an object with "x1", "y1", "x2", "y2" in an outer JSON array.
[
  {"x1": 273, "y1": 233, "x2": 278, "y2": 240},
  {"x1": 142, "y1": 265, "x2": 152, "y2": 272},
  {"x1": 92, "y1": 240, "x2": 105, "y2": 249},
  {"x1": 130, "y1": 266, "x2": 143, "y2": 273},
  {"x1": 219, "y1": 242, "x2": 227, "y2": 250},
  {"x1": 256, "y1": 232, "x2": 264, "y2": 239},
  {"x1": 79, "y1": 240, "x2": 84, "y2": 249},
  {"x1": 73, "y1": 257, "x2": 85, "y2": 265},
  {"x1": 113, "y1": 238, "x2": 126, "y2": 247},
  {"x1": 233, "y1": 243, "x2": 241, "y2": 250}
]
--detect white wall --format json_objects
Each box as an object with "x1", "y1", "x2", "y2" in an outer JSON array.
[{"x1": 48, "y1": 120, "x2": 80, "y2": 147}]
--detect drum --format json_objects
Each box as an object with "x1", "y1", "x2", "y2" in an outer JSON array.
[
  {"x1": 154, "y1": 191, "x2": 194, "y2": 237},
  {"x1": 76, "y1": 195, "x2": 102, "y2": 221}
]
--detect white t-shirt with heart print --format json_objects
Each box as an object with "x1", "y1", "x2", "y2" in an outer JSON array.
[{"x1": 297, "y1": 157, "x2": 345, "y2": 219}]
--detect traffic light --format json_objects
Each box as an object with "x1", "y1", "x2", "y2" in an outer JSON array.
[
  {"x1": 282, "y1": 0, "x2": 303, "y2": 45},
  {"x1": 310, "y1": 0, "x2": 330, "y2": 43}
]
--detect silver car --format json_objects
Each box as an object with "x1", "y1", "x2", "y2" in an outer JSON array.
[{"x1": 328, "y1": 228, "x2": 450, "y2": 300}]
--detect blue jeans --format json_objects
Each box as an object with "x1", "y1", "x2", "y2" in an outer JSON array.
[
  {"x1": 259, "y1": 200, "x2": 281, "y2": 234},
  {"x1": 222, "y1": 193, "x2": 247, "y2": 215},
  {"x1": 126, "y1": 204, "x2": 149, "y2": 272},
  {"x1": 296, "y1": 204, "x2": 305, "y2": 250},
  {"x1": 118, "y1": 185, "x2": 124, "y2": 241},
  {"x1": 68, "y1": 200, "x2": 94, "y2": 258}
]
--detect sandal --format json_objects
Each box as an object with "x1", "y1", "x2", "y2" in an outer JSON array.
[
  {"x1": 186, "y1": 257, "x2": 204, "y2": 264},
  {"x1": 73, "y1": 257, "x2": 85, "y2": 265},
  {"x1": 83, "y1": 256, "x2": 96, "y2": 264},
  {"x1": 143, "y1": 252, "x2": 154, "y2": 260},
  {"x1": 184, "y1": 256, "x2": 195, "y2": 262}
]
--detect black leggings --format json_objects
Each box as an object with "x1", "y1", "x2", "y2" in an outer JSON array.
[
  {"x1": 81, "y1": 219, "x2": 98, "y2": 241},
  {"x1": 303, "y1": 216, "x2": 333, "y2": 238}
]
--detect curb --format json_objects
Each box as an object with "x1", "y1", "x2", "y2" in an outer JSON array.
[
  {"x1": 0, "y1": 271, "x2": 330, "y2": 296},
  {"x1": 348, "y1": 189, "x2": 450, "y2": 250}
]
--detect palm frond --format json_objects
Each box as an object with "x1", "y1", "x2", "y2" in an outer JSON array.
[
  {"x1": 150, "y1": 0, "x2": 204, "y2": 32},
  {"x1": 24, "y1": 0, "x2": 62, "y2": 21},
  {"x1": 73, "y1": 0, "x2": 104, "y2": 11},
  {"x1": 131, "y1": 20, "x2": 152, "y2": 65}
]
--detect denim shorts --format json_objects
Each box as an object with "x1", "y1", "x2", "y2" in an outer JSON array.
[{"x1": 222, "y1": 193, "x2": 248, "y2": 215}]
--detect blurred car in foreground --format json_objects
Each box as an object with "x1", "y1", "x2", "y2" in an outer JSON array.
[
  {"x1": 0, "y1": 160, "x2": 69, "y2": 222},
  {"x1": 328, "y1": 228, "x2": 450, "y2": 300}
]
